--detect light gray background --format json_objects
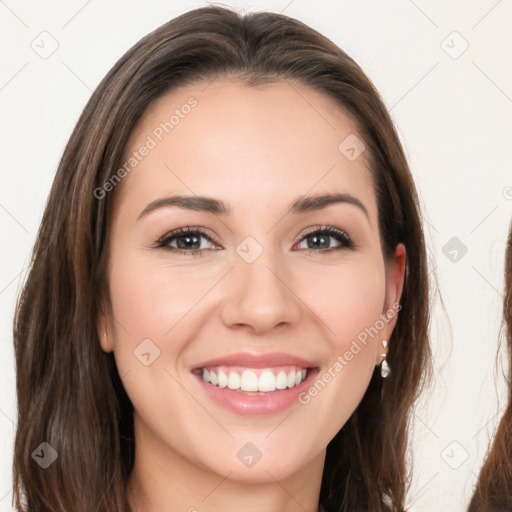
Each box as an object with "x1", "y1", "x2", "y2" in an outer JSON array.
[{"x1": 1, "y1": 1, "x2": 512, "y2": 511}]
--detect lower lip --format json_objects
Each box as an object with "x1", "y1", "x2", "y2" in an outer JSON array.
[{"x1": 192, "y1": 368, "x2": 319, "y2": 416}]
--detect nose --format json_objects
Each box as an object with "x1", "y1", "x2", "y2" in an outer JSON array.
[{"x1": 220, "y1": 246, "x2": 303, "y2": 335}]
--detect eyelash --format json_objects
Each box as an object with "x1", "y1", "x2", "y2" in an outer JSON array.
[{"x1": 153, "y1": 225, "x2": 355, "y2": 256}]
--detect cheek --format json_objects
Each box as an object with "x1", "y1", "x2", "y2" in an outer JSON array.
[
  {"x1": 106, "y1": 250, "x2": 224, "y2": 410},
  {"x1": 107, "y1": 250, "x2": 214, "y2": 343},
  {"x1": 295, "y1": 258, "x2": 386, "y2": 428},
  {"x1": 302, "y1": 256, "x2": 387, "y2": 348},
  {"x1": 106, "y1": 253, "x2": 207, "y2": 439}
]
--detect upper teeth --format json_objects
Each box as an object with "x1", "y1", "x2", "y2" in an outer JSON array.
[{"x1": 201, "y1": 366, "x2": 308, "y2": 392}]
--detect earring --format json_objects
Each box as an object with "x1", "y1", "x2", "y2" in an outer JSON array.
[{"x1": 380, "y1": 340, "x2": 390, "y2": 378}]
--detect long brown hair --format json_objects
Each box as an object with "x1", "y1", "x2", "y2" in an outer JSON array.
[
  {"x1": 12, "y1": 6, "x2": 432, "y2": 512},
  {"x1": 468, "y1": 223, "x2": 512, "y2": 512}
]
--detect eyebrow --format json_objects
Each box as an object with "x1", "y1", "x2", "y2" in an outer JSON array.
[{"x1": 137, "y1": 192, "x2": 369, "y2": 220}]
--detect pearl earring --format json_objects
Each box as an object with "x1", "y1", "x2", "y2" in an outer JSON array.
[{"x1": 380, "y1": 340, "x2": 390, "y2": 378}]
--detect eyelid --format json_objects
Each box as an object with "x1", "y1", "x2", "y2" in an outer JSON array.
[{"x1": 300, "y1": 225, "x2": 349, "y2": 238}]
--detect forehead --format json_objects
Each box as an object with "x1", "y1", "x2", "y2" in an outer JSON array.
[{"x1": 114, "y1": 78, "x2": 377, "y2": 224}]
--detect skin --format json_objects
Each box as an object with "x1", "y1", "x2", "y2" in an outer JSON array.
[{"x1": 98, "y1": 78, "x2": 406, "y2": 512}]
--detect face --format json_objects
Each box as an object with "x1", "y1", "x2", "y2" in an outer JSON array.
[{"x1": 98, "y1": 79, "x2": 405, "y2": 487}]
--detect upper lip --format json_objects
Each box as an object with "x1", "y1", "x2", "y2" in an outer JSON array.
[{"x1": 191, "y1": 352, "x2": 317, "y2": 371}]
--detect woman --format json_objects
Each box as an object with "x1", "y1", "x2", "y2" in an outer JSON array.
[
  {"x1": 12, "y1": 5, "x2": 432, "y2": 512},
  {"x1": 468, "y1": 223, "x2": 512, "y2": 512}
]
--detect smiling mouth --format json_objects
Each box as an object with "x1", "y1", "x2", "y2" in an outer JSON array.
[{"x1": 192, "y1": 365, "x2": 310, "y2": 394}]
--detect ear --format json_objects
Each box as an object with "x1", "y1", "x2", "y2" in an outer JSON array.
[
  {"x1": 97, "y1": 304, "x2": 114, "y2": 353},
  {"x1": 375, "y1": 243, "x2": 406, "y2": 363}
]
